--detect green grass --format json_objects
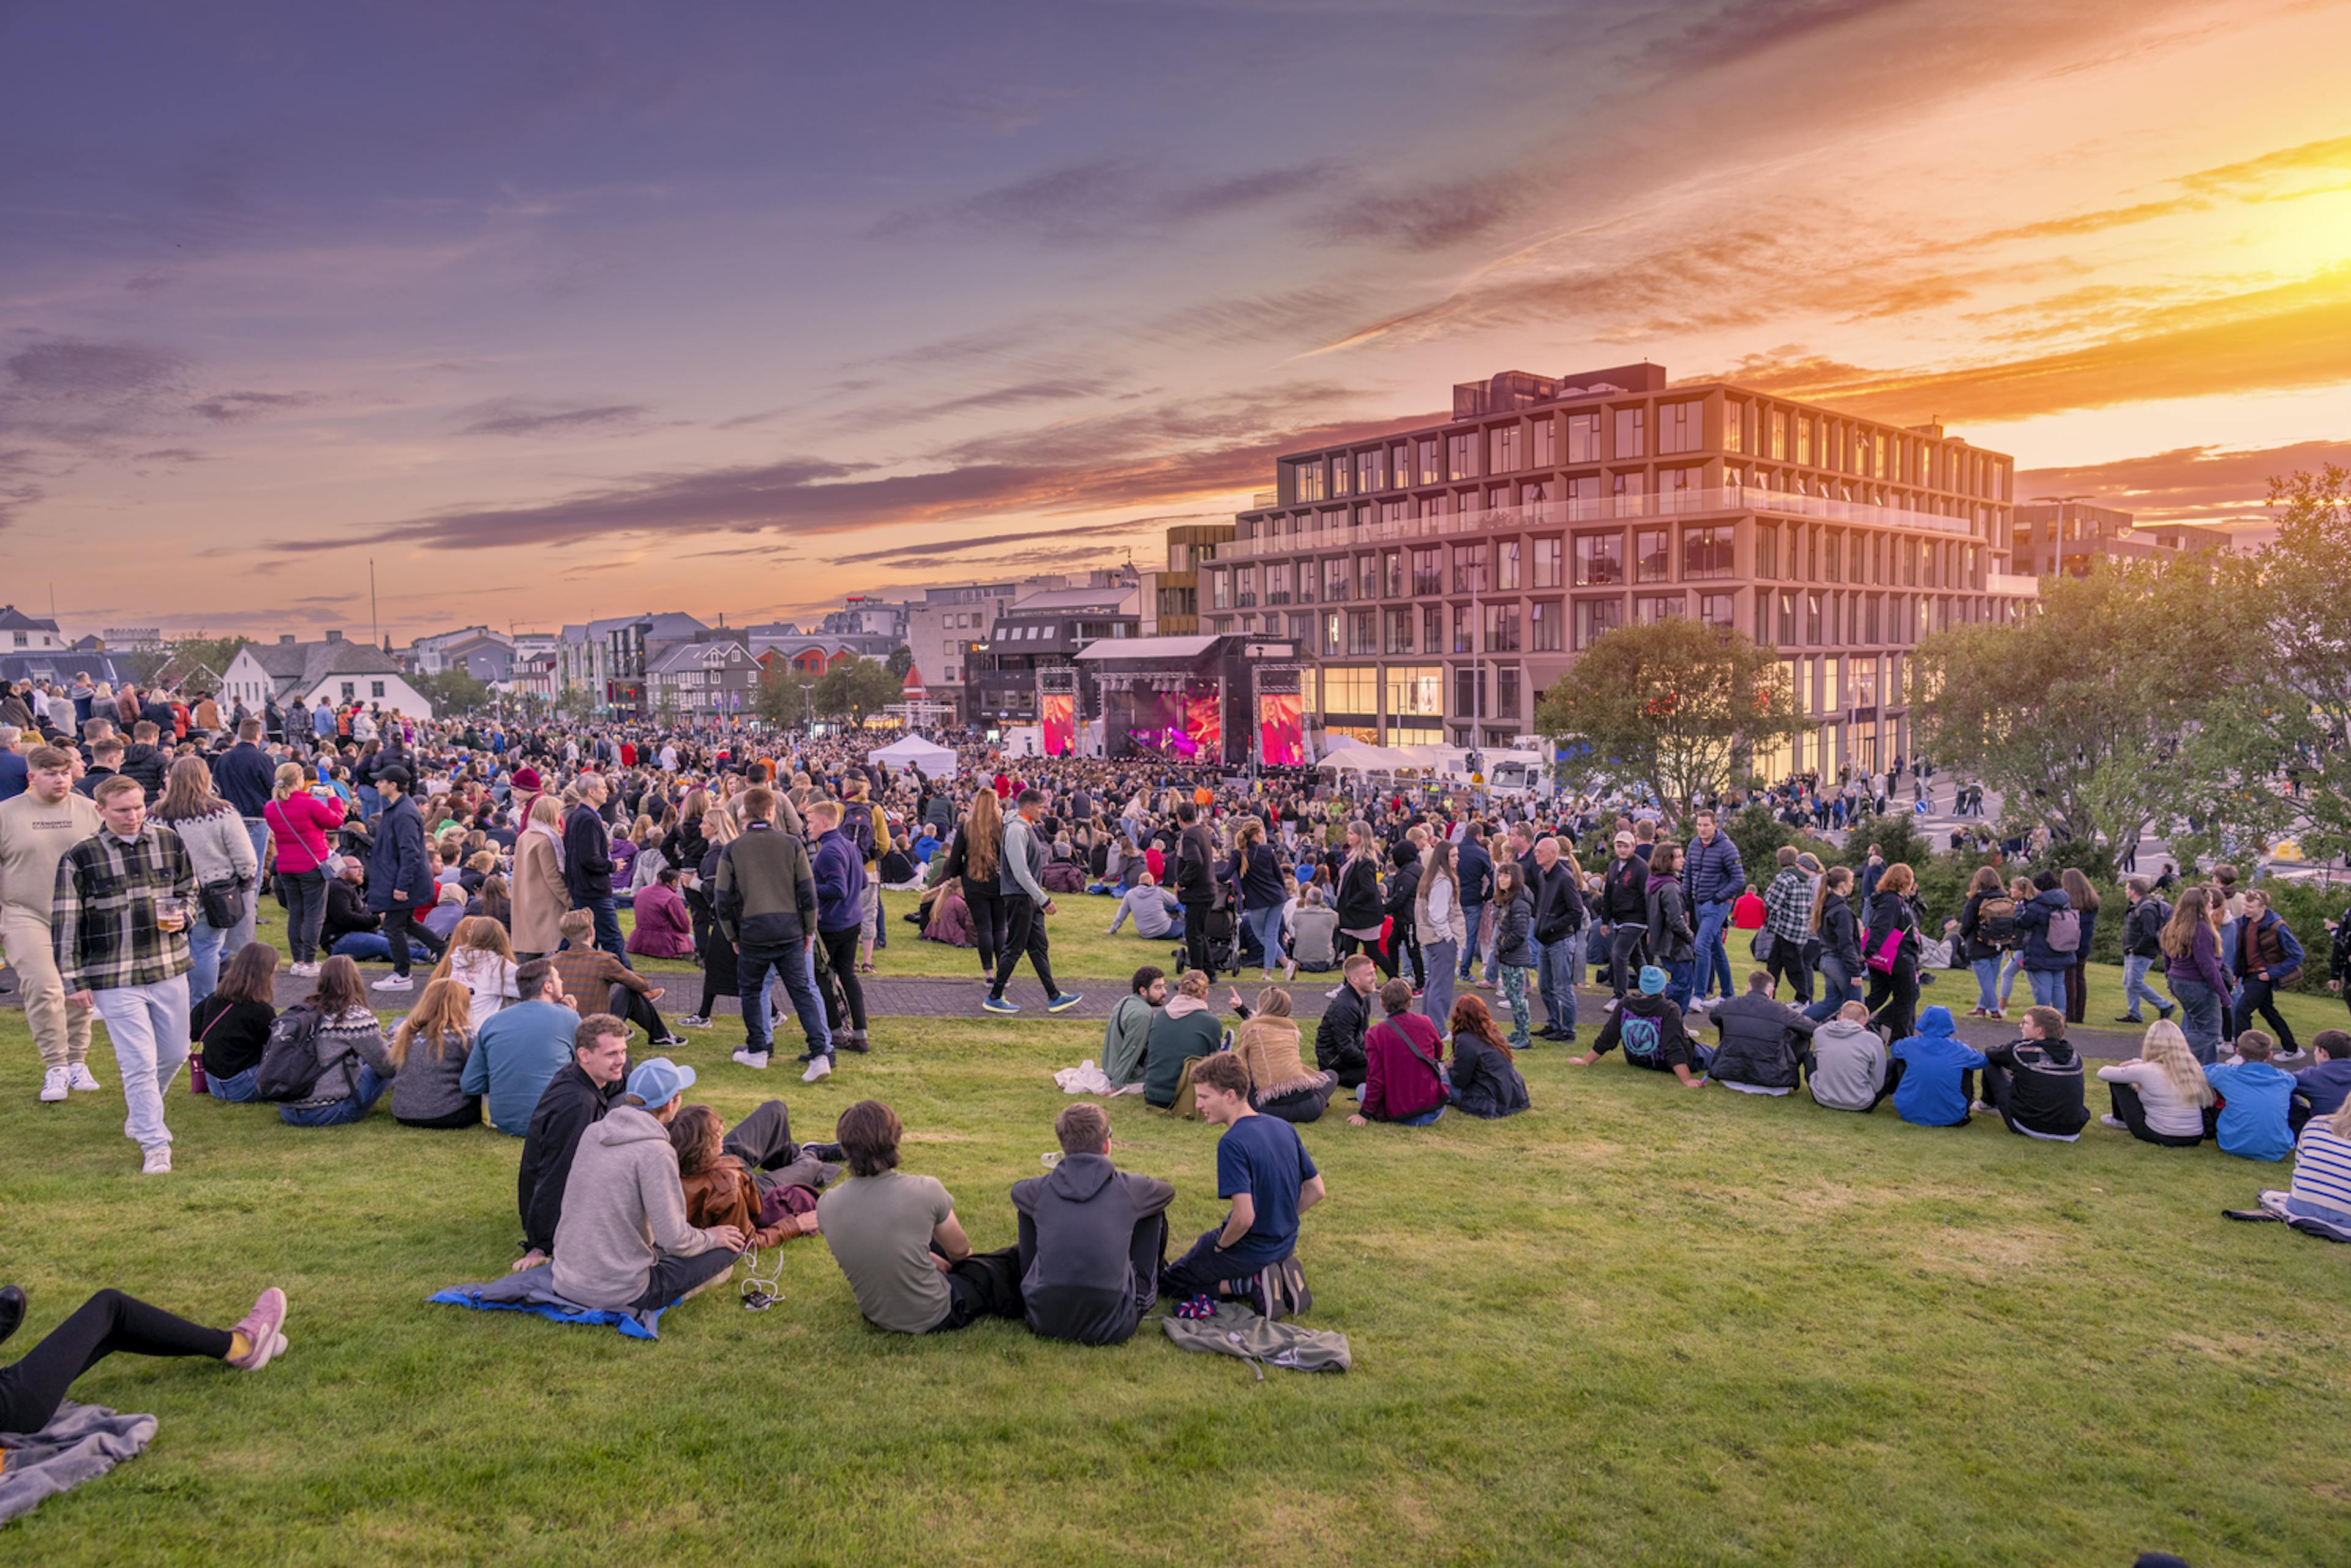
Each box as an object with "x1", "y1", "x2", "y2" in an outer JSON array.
[{"x1": 6, "y1": 1007, "x2": 2350, "y2": 1566}]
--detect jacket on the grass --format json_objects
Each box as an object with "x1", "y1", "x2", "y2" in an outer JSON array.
[{"x1": 1010, "y1": 1153, "x2": 1176, "y2": 1346}]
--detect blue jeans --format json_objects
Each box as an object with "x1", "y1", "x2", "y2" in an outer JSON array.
[
  {"x1": 188, "y1": 896, "x2": 255, "y2": 1004},
  {"x1": 1662, "y1": 958, "x2": 1695, "y2": 1011},
  {"x1": 1242, "y1": 905, "x2": 1285, "y2": 973},
  {"x1": 2026, "y1": 967, "x2": 2066, "y2": 1010},
  {"x1": 208, "y1": 1065, "x2": 261, "y2": 1103},
  {"x1": 1420, "y1": 940, "x2": 1457, "y2": 1033},
  {"x1": 1395, "y1": 1105, "x2": 1445, "y2": 1127},
  {"x1": 1970, "y1": 956, "x2": 2001, "y2": 1013},
  {"x1": 2167, "y1": 975, "x2": 2224, "y2": 1063},
  {"x1": 1537, "y1": 936, "x2": 1577, "y2": 1032},
  {"x1": 356, "y1": 784, "x2": 381, "y2": 822},
  {"x1": 330, "y1": 932, "x2": 433, "y2": 962},
  {"x1": 1804, "y1": 955, "x2": 1859, "y2": 1021},
  {"x1": 1457, "y1": 902, "x2": 1485, "y2": 978},
  {"x1": 1692, "y1": 899, "x2": 1734, "y2": 1000},
  {"x1": 279, "y1": 1063, "x2": 388, "y2": 1127},
  {"x1": 741, "y1": 939, "x2": 831, "y2": 1059},
  {"x1": 1997, "y1": 951, "x2": 2027, "y2": 1005},
  {"x1": 2120, "y1": 955, "x2": 2169, "y2": 1020},
  {"x1": 588, "y1": 898, "x2": 632, "y2": 967}
]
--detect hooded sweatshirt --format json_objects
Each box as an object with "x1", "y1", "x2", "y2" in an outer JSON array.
[
  {"x1": 1889, "y1": 1007, "x2": 1988, "y2": 1126},
  {"x1": 550, "y1": 1104, "x2": 725, "y2": 1310},
  {"x1": 1806, "y1": 1017, "x2": 1888, "y2": 1111},
  {"x1": 1008, "y1": 1153, "x2": 1177, "y2": 1345},
  {"x1": 1590, "y1": 988, "x2": 1695, "y2": 1071},
  {"x1": 1143, "y1": 994, "x2": 1223, "y2": 1108}
]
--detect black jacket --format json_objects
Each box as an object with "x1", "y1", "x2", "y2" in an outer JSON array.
[
  {"x1": 1457, "y1": 839, "x2": 1494, "y2": 907},
  {"x1": 1531, "y1": 860, "x2": 1585, "y2": 945},
  {"x1": 1449, "y1": 1031, "x2": 1529, "y2": 1118},
  {"x1": 1173, "y1": 823, "x2": 1218, "y2": 907},
  {"x1": 1009, "y1": 1154, "x2": 1176, "y2": 1346},
  {"x1": 516, "y1": 1062, "x2": 624, "y2": 1257},
  {"x1": 1334, "y1": 857, "x2": 1382, "y2": 931},
  {"x1": 2123, "y1": 896, "x2": 2170, "y2": 960},
  {"x1": 119, "y1": 741, "x2": 170, "y2": 802},
  {"x1": 1645, "y1": 876, "x2": 1694, "y2": 964},
  {"x1": 1382, "y1": 845, "x2": 1422, "y2": 929},
  {"x1": 1602, "y1": 853, "x2": 1649, "y2": 922},
  {"x1": 1865, "y1": 887, "x2": 1921, "y2": 966},
  {"x1": 563, "y1": 803, "x2": 614, "y2": 904},
  {"x1": 323, "y1": 878, "x2": 377, "y2": 943},
  {"x1": 1494, "y1": 887, "x2": 1536, "y2": 968},
  {"x1": 1819, "y1": 896, "x2": 1862, "y2": 971},
  {"x1": 1708, "y1": 989, "x2": 1818, "y2": 1090},
  {"x1": 1314, "y1": 982, "x2": 1373, "y2": 1085},
  {"x1": 1591, "y1": 990, "x2": 1695, "y2": 1070}
]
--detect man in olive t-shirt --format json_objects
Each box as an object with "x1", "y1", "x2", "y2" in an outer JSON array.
[{"x1": 816, "y1": 1100, "x2": 1021, "y2": 1333}]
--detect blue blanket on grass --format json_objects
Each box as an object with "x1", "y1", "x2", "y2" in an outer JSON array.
[{"x1": 429, "y1": 1264, "x2": 678, "y2": 1340}]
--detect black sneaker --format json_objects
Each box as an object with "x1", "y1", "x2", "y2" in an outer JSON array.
[
  {"x1": 0, "y1": 1284, "x2": 23, "y2": 1348},
  {"x1": 800, "y1": 1141, "x2": 846, "y2": 1163},
  {"x1": 1274, "y1": 1256, "x2": 1311, "y2": 1319},
  {"x1": 1251, "y1": 1266, "x2": 1281, "y2": 1321}
]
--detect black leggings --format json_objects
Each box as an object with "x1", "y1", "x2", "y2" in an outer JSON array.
[
  {"x1": 819, "y1": 926, "x2": 868, "y2": 1035},
  {"x1": 0, "y1": 1289, "x2": 231, "y2": 1436},
  {"x1": 2106, "y1": 1082, "x2": 2210, "y2": 1147},
  {"x1": 965, "y1": 887, "x2": 1008, "y2": 981}
]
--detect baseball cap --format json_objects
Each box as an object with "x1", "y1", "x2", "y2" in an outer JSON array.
[
  {"x1": 1638, "y1": 965, "x2": 1668, "y2": 996},
  {"x1": 625, "y1": 1057, "x2": 696, "y2": 1109}
]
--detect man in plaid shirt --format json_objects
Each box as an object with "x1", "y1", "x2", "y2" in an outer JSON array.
[
  {"x1": 1759, "y1": 846, "x2": 1818, "y2": 1007},
  {"x1": 54, "y1": 773, "x2": 197, "y2": 1174}
]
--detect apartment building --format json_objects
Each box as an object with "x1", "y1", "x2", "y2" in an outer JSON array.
[
  {"x1": 1204, "y1": 363, "x2": 2033, "y2": 778},
  {"x1": 2011, "y1": 501, "x2": 2229, "y2": 577},
  {"x1": 1136, "y1": 523, "x2": 1234, "y2": 636},
  {"x1": 645, "y1": 636, "x2": 760, "y2": 719},
  {"x1": 966, "y1": 582, "x2": 1140, "y2": 725}
]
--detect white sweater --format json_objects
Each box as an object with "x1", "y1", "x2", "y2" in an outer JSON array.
[{"x1": 2096, "y1": 1060, "x2": 2208, "y2": 1137}]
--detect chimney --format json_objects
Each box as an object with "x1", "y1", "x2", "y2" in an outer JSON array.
[
  {"x1": 279, "y1": 634, "x2": 296, "y2": 645},
  {"x1": 324, "y1": 629, "x2": 343, "y2": 643}
]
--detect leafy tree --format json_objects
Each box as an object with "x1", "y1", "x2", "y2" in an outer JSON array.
[
  {"x1": 2249, "y1": 465, "x2": 2351, "y2": 861},
  {"x1": 754, "y1": 663, "x2": 819, "y2": 728},
  {"x1": 885, "y1": 643, "x2": 914, "y2": 680},
  {"x1": 812, "y1": 657, "x2": 902, "y2": 725},
  {"x1": 410, "y1": 669, "x2": 492, "y2": 715},
  {"x1": 1533, "y1": 618, "x2": 1804, "y2": 825}
]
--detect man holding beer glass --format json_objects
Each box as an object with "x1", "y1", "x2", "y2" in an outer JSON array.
[{"x1": 52, "y1": 774, "x2": 199, "y2": 1174}]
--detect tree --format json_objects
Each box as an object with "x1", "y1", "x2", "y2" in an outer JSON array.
[
  {"x1": 410, "y1": 669, "x2": 492, "y2": 715},
  {"x1": 1532, "y1": 619, "x2": 1804, "y2": 823},
  {"x1": 753, "y1": 663, "x2": 815, "y2": 729},
  {"x1": 811, "y1": 657, "x2": 902, "y2": 725},
  {"x1": 2249, "y1": 464, "x2": 2351, "y2": 861},
  {"x1": 885, "y1": 643, "x2": 914, "y2": 680}
]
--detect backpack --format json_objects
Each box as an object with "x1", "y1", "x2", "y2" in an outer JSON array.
[
  {"x1": 2046, "y1": 908, "x2": 2082, "y2": 954},
  {"x1": 253, "y1": 1005, "x2": 326, "y2": 1102},
  {"x1": 1976, "y1": 896, "x2": 2019, "y2": 949}
]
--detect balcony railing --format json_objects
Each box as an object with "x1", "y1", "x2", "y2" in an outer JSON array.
[{"x1": 1221, "y1": 485, "x2": 1983, "y2": 558}]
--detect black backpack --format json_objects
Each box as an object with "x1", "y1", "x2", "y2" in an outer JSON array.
[
  {"x1": 1976, "y1": 895, "x2": 2019, "y2": 950},
  {"x1": 253, "y1": 1004, "x2": 327, "y2": 1102}
]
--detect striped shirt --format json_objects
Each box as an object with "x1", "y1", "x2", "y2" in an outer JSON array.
[
  {"x1": 2289, "y1": 1123, "x2": 2351, "y2": 1225},
  {"x1": 51, "y1": 823, "x2": 195, "y2": 994}
]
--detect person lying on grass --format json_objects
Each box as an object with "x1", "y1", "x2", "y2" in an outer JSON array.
[
  {"x1": 1348, "y1": 977, "x2": 1448, "y2": 1127},
  {"x1": 816, "y1": 1099, "x2": 1022, "y2": 1334},
  {"x1": 1567, "y1": 965, "x2": 1706, "y2": 1087},
  {"x1": 1009, "y1": 1102, "x2": 1176, "y2": 1346},
  {"x1": 1976, "y1": 1005, "x2": 2089, "y2": 1142},
  {"x1": 1160, "y1": 1053, "x2": 1322, "y2": 1320},
  {"x1": 549, "y1": 1057, "x2": 747, "y2": 1315},
  {"x1": 0, "y1": 1283, "x2": 289, "y2": 1441}
]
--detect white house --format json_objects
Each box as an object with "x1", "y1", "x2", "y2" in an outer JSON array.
[{"x1": 222, "y1": 631, "x2": 436, "y2": 720}]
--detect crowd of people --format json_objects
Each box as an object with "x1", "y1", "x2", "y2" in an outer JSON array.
[{"x1": 6, "y1": 687, "x2": 2351, "y2": 1447}]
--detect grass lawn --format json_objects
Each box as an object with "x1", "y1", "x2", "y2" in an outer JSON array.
[{"x1": 5, "y1": 1004, "x2": 2350, "y2": 1567}]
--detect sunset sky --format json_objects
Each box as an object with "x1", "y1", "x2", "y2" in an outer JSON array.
[{"x1": 6, "y1": 0, "x2": 2350, "y2": 642}]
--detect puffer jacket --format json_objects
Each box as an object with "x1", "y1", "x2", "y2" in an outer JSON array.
[
  {"x1": 1645, "y1": 874, "x2": 1694, "y2": 965},
  {"x1": 2013, "y1": 887, "x2": 2075, "y2": 972},
  {"x1": 1494, "y1": 886, "x2": 1536, "y2": 968},
  {"x1": 1707, "y1": 989, "x2": 1818, "y2": 1090}
]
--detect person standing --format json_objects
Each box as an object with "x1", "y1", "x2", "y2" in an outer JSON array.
[
  {"x1": 1170, "y1": 801, "x2": 1217, "y2": 981},
  {"x1": 151, "y1": 756, "x2": 258, "y2": 1005},
  {"x1": 2232, "y1": 888, "x2": 2306, "y2": 1063},
  {"x1": 263, "y1": 761, "x2": 343, "y2": 978},
  {"x1": 367, "y1": 764, "x2": 439, "y2": 992},
  {"x1": 1600, "y1": 830, "x2": 1648, "y2": 1000},
  {"x1": 1414, "y1": 838, "x2": 1465, "y2": 1032},
  {"x1": 209, "y1": 718, "x2": 277, "y2": 891},
  {"x1": 52, "y1": 775, "x2": 197, "y2": 1173},
  {"x1": 2161, "y1": 886, "x2": 2234, "y2": 1063},
  {"x1": 1529, "y1": 836, "x2": 1584, "y2": 1042},
  {"x1": 714, "y1": 785, "x2": 833, "y2": 1081},
  {"x1": 1681, "y1": 809, "x2": 1744, "y2": 1004},
  {"x1": 807, "y1": 799, "x2": 872, "y2": 1058},
  {"x1": 983, "y1": 788, "x2": 1081, "y2": 1016},
  {"x1": 565, "y1": 771, "x2": 629, "y2": 965},
  {"x1": 1, "y1": 746, "x2": 103, "y2": 1103},
  {"x1": 2115, "y1": 877, "x2": 2175, "y2": 1026},
  {"x1": 1644, "y1": 842, "x2": 1697, "y2": 1011},
  {"x1": 1456, "y1": 820, "x2": 1493, "y2": 985}
]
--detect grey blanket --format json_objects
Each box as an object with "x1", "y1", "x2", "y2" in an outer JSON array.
[{"x1": 0, "y1": 1400, "x2": 156, "y2": 1524}]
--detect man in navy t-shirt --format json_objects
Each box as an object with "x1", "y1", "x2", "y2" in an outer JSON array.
[{"x1": 1159, "y1": 1052, "x2": 1325, "y2": 1318}]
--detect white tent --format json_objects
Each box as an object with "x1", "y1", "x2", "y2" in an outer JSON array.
[
  {"x1": 869, "y1": 733, "x2": 959, "y2": 774},
  {"x1": 1317, "y1": 738, "x2": 1418, "y2": 773}
]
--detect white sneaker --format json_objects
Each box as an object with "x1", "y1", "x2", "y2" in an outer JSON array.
[
  {"x1": 67, "y1": 1063, "x2": 102, "y2": 1093},
  {"x1": 731, "y1": 1048, "x2": 770, "y2": 1070},
  {"x1": 370, "y1": 974, "x2": 413, "y2": 991},
  {"x1": 2099, "y1": 1113, "x2": 2126, "y2": 1130},
  {"x1": 801, "y1": 1055, "x2": 833, "y2": 1084},
  {"x1": 289, "y1": 961, "x2": 319, "y2": 978},
  {"x1": 141, "y1": 1146, "x2": 173, "y2": 1176},
  {"x1": 40, "y1": 1067, "x2": 69, "y2": 1103}
]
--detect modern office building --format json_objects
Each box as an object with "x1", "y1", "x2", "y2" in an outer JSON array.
[
  {"x1": 2011, "y1": 501, "x2": 2229, "y2": 577},
  {"x1": 1136, "y1": 523, "x2": 1234, "y2": 636},
  {"x1": 1203, "y1": 363, "x2": 2034, "y2": 777}
]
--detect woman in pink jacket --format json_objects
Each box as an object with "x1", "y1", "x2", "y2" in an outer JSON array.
[
  {"x1": 624, "y1": 866, "x2": 697, "y2": 961},
  {"x1": 263, "y1": 761, "x2": 347, "y2": 977}
]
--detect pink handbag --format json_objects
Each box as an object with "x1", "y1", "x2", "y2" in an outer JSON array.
[{"x1": 1864, "y1": 926, "x2": 1906, "y2": 975}]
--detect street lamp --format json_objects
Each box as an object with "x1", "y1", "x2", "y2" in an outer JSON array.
[{"x1": 797, "y1": 681, "x2": 815, "y2": 731}]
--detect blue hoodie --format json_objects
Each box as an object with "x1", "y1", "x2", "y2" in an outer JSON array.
[
  {"x1": 1889, "y1": 1006, "x2": 1988, "y2": 1127},
  {"x1": 2206, "y1": 1059, "x2": 2295, "y2": 1162},
  {"x1": 811, "y1": 826, "x2": 869, "y2": 935}
]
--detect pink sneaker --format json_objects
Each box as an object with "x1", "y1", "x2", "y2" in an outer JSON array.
[{"x1": 227, "y1": 1287, "x2": 288, "y2": 1371}]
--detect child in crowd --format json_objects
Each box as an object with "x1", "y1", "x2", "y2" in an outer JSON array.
[
  {"x1": 2205, "y1": 1030, "x2": 2297, "y2": 1162},
  {"x1": 1978, "y1": 1006, "x2": 2088, "y2": 1142},
  {"x1": 1887, "y1": 1005, "x2": 1987, "y2": 1128}
]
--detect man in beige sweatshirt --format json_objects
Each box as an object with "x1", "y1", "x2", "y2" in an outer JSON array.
[{"x1": 0, "y1": 745, "x2": 102, "y2": 1101}]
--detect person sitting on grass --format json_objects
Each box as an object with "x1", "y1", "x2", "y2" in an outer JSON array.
[
  {"x1": 1976, "y1": 1005, "x2": 2090, "y2": 1141},
  {"x1": 1707, "y1": 967, "x2": 1818, "y2": 1096},
  {"x1": 460, "y1": 956, "x2": 580, "y2": 1136},
  {"x1": 549, "y1": 1056, "x2": 747, "y2": 1314},
  {"x1": 1289, "y1": 884, "x2": 1339, "y2": 973},
  {"x1": 1886, "y1": 1005, "x2": 1988, "y2": 1128},
  {"x1": 1102, "y1": 965, "x2": 1166, "y2": 1092},
  {"x1": 387, "y1": 977, "x2": 481, "y2": 1130},
  {"x1": 2293, "y1": 1029, "x2": 2351, "y2": 1136},
  {"x1": 0, "y1": 1281, "x2": 290, "y2": 1441},
  {"x1": 1445, "y1": 994, "x2": 1529, "y2": 1119},
  {"x1": 2282, "y1": 1092, "x2": 2351, "y2": 1231},
  {"x1": 279, "y1": 956, "x2": 396, "y2": 1128},
  {"x1": 549, "y1": 908, "x2": 683, "y2": 1051},
  {"x1": 1106, "y1": 870, "x2": 1183, "y2": 942},
  {"x1": 624, "y1": 866, "x2": 697, "y2": 961},
  {"x1": 432, "y1": 915, "x2": 517, "y2": 1034},
  {"x1": 2206, "y1": 1029, "x2": 2297, "y2": 1163},
  {"x1": 1234, "y1": 986, "x2": 1337, "y2": 1124},
  {"x1": 1313, "y1": 952, "x2": 1376, "y2": 1091},
  {"x1": 669, "y1": 1101, "x2": 833, "y2": 1249},
  {"x1": 816, "y1": 1099, "x2": 1022, "y2": 1334},
  {"x1": 2094, "y1": 1019, "x2": 2214, "y2": 1147},
  {"x1": 190, "y1": 940, "x2": 279, "y2": 1103},
  {"x1": 1158, "y1": 1052, "x2": 1322, "y2": 1319},
  {"x1": 1569, "y1": 965, "x2": 1706, "y2": 1088},
  {"x1": 1010, "y1": 1102, "x2": 1177, "y2": 1346},
  {"x1": 1142, "y1": 969, "x2": 1235, "y2": 1109},
  {"x1": 1349, "y1": 977, "x2": 1449, "y2": 1127},
  {"x1": 512, "y1": 1012, "x2": 633, "y2": 1272},
  {"x1": 1803, "y1": 1000, "x2": 1892, "y2": 1112}
]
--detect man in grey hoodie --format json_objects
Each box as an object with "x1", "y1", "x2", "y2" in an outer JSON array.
[
  {"x1": 1801, "y1": 1000, "x2": 1894, "y2": 1112},
  {"x1": 1008, "y1": 1103, "x2": 1176, "y2": 1345},
  {"x1": 550, "y1": 1057, "x2": 744, "y2": 1312}
]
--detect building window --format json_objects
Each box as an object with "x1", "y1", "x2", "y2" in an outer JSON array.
[
  {"x1": 1614, "y1": 407, "x2": 1644, "y2": 459},
  {"x1": 1573, "y1": 532, "x2": 1622, "y2": 587},
  {"x1": 1322, "y1": 613, "x2": 1341, "y2": 656},
  {"x1": 372, "y1": 681, "x2": 386, "y2": 699},
  {"x1": 1684, "y1": 526, "x2": 1734, "y2": 580},
  {"x1": 1331, "y1": 457, "x2": 1351, "y2": 498},
  {"x1": 1658, "y1": 400, "x2": 1701, "y2": 455},
  {"x1": 1392, "y1": 446, "x2": 1411, "y2": 488},
  {"x1": 1634, "y1": 593, "x2": 1682, "y2": 625},
  {"x1": 1823, "y1": 531, "x2": 1842, "y2": 583},
  {"x1": 1769, "y1": 409, "x2": 1787, "y2": 460},
  {"x1": 1234, "y1": 568, "x2": 1256, "y2": 607},
  {"x1": 1452, "y1": 544, "x2": 1485, "y2": 595},
  {"x1": 1806, "y1": 591, "x2": 1824, "y2": 645},
  {"x1": 1757, "y1": 522, "x2": 1778, "y2": 581},
  {"x1": 1348, "y1": 611, "x2": 1377, "y2": 656},
  {"x1": 1532, "y1": 419, "x2": 1556, "y2": 467},
  {"x1": 1779, "y1": 590, "x2": 1799, "y2": 646},
  {"x1": 1450, "y1": 604, "x2": 1472, "y2": 654},
  {"x1": 1210, "y1": 571, "x2": 1230, "y2": 610},
  {"x1": 1722, "y1": 400, "x2": 1745, "y2": 455},
  {"x1": 1447, "y1": 432, "x2": 1479, "y2": 482},
  {"x1": 1568, "y1": 412, "x2": 1601, "y2": 464},
  {"x1": 1531, "y1": 599, "x2": 1562, "y2": 651},
  {"x1": 1488, "y1": 426, "x2": 1523, "y2": 473},
  {"x1": 1453, "y1": 666, "x2": 1485, "y2": 721},
  {"x1": 1498, "y1": 666, "x2": 1522, "y2": 720},
  {"x1": 1388, "y1": 666, "x2": 1442, "y2": 719},
  {"x1": 1659, "y1": 467, "x2": 1699, "y2": 512},
  {"x1": 1292, "y1": 460, "x2": 1325, "y2": 503},
  {"x1": 1357, "y1": 450, "x2": 1386, "y2": 492},
  {"x1": 1496, "y1": 538, "x2": 1521, "y2": 591},
  {"x1": 1418, "y1": 438, "x2": 1440, "y2": 486},
  {"x1": 340, "y1": 682, "x2": 356, "y2": 700},
  {"x1": 1378, "y1": 550, "x2": 1400, "y2": 598},
  {"x1": 1573, "y1": 597, "x2": 1624, "y2": 650},
  {"x1": 1324, "y1": 666, "x2": 1376, "y2": 714},
  {"x1": 1411, "y1": 547, "x2": 1442, "y2": 596},
  {"x1": 1385, "y1": 607, "x2": 1414, "y2": 655},
  {"x1": 1486, "y1": 601, "x2": 1521, "y2": 652},
  {"x1": 1532, "y1": 536, "x2": 1562, "y2": 589},
  {"x1": 1853, "y1": 658, "x2": 1878, "y2": 708},
  {"x1": 1796, "y1": 416, "x2": 1812, "y2": 465},
  {"x1": 1324, "y1": 558, "x2": 1349, "y2": 602},
  {"x1": 1422, "y1": 604, "x2": 1444, "y2": 653},
  {"x1": 1613, "y1": 471, "x2": 1644, "y2": 516},
  {"x1": 1357, "y1": 554, "x2": 1378, "y2": 601},
  {"x1": 1633, "y1": 528, "x2": 1670, "y2": 583},
  {"x1": 1699, "y1": 592, "x2": 1736, "y2": 629}
]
